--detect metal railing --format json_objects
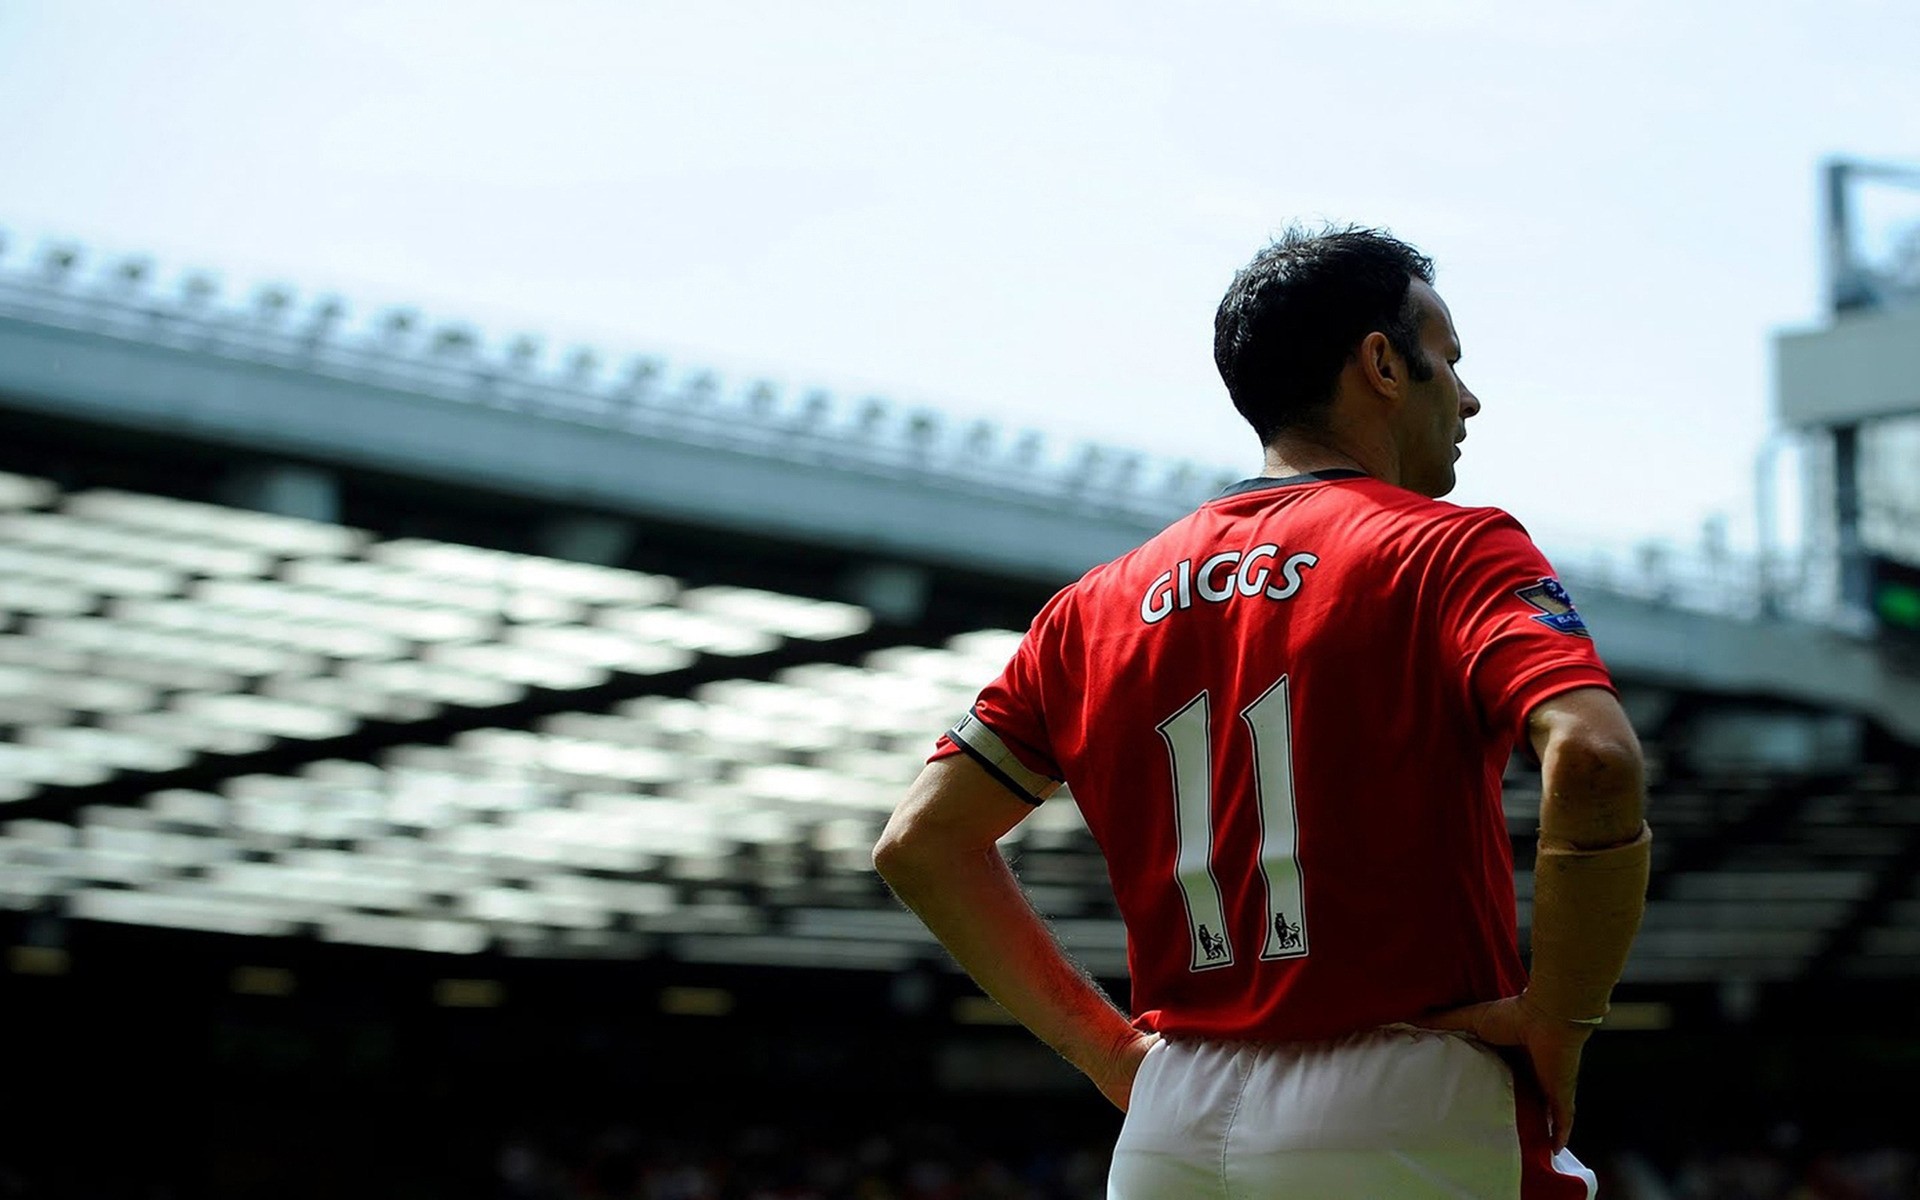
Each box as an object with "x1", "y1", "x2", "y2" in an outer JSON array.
[
  {"x1": 1548, "y1": 537, "x2": 1849, "y2": 629},
  {"x1": 0, "y1": 236, "x2": 1845, "y2": 627},
  {"x1": 0, "y1": 241, "x2": 1239, "y2": 528}
]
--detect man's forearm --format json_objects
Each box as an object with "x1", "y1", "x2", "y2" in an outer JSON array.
[
  {"x1": 1528, "y1": 736, "x2": 1650, "y2": 1023},
  {"x1": 1526, "y1": 824, "x2": 1650, "y2": 1022},
  {"x1": 876, "y1": 838, "x2": 1137, "y2": 1077}
]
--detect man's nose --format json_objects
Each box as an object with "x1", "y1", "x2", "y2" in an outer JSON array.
[{"x1": 1461, "y1": 388, "x2": 1482, "y2": 419}]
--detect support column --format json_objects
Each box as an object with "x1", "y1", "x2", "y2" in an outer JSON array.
[
  {"x1": 219, "y1": 462, "x2": 340, "y2": 524},
  {"x1": 843, "y1": 562, "x2": 930, "y2": 625},
  {"x1": 537, "y1": 513, "x2": 637, "y2": 566},
  {"x1": 1833, "y1": 422, "x2": 1872, "y2": 620}
]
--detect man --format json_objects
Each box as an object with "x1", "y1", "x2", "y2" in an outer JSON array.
[{"x1": 873, "y1": 226, "x2": 1650, "y2": 1197}]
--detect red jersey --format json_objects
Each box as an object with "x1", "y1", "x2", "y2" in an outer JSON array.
[{"x1": 936, "y1": 469, "x2": 1614, "y2": 1043}]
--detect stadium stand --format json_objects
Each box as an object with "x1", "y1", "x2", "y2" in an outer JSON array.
[
  {"x1": 9, "y1": 468, "x2": 1916, "y2": 993},
  {"x1": 1, "y1": 233, "x2": 1918, "y2": 1199}
]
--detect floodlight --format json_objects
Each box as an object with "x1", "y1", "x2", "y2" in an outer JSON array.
[
  {"x1": 617, "y1": 356, "x2": 662, "y2": 397},
  {"x1": 179, "y1": 273, "x2": 217, "y2": 308},
  {"x1": 677, "y1": 370, "x2": 717, "y2": 407},
  {"x1": 112, "y1": 257, "x2": 151, "y2": 289},
  {"x1": 564, "y1": 347, "x2": 598, "y2": 384},
  {"x1": 797, "y1": 389, "x2": 832, "y2": 427},
  {"x1": 904, "y1": 410, "x2": 940, "y2": 447},
  {"x1": 432, "y1": 325, "x2": 479, "y2": 355},
  {"x1": 253, "y1": 286, "x2": 293, "y2": 323},
  {"x1": 38, "y1": 244, "x2": 78, "y2": 282},
  {"x1": 304, "y1": 296, "x2": 347, "y2": 337},
  {"x1": 505, "y1": 334, "x2": 540, "y2": 368}
]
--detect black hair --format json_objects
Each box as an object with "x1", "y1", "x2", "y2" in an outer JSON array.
[{"x1": 1212, "y1": 224, "x2": 1437, "y2": 443}]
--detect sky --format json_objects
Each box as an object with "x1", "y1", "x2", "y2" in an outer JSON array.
[{"x1": 0, "y1": 1, "x2": 1916, "y2": 560}]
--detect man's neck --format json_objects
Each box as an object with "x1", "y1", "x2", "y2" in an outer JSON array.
[{"x1": 1260, "y1": 433, "x2": 1379, "y2": 482}]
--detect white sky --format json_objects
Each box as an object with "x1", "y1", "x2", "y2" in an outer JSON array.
[{"x1": 1, "y1": 1, "x2": 1915, "y2": 557}]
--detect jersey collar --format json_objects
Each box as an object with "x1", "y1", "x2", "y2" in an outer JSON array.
[{"x1": 1214, "y1": 468, "x2": 1371, "y2": 499}]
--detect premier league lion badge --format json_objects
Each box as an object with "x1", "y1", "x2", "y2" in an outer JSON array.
[{"x1": 1516, "y1": 577, "x2": 1591, "y2": 637}]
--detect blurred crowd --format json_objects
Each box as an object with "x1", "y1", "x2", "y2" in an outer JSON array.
[
  {"x1": 1659, "y1": 1144, "x2": 1920, "y2": 1200},
  {"x1": 492, "y1": 1122, "x2": 1112, "y2": 1200},
  {"x1": 487, "y1": 1124, "x2": 1920, "y2": 1200},
  {"x1": 1, "y1": 1117, "x2": 1913, "y2": 1198}
]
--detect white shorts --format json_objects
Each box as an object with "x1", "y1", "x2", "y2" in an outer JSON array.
[{"x1": 1109, "y1": 1026, "x2": 1598, "y2": 1199}]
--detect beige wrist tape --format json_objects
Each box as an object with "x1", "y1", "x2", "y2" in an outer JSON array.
[{"x1": 1525, "y1": 823, "x2": 1652, "y2": 1025}]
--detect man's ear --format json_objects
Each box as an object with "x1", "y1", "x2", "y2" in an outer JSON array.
[{"x1": 1357, "y1": 330, "x2": 1400, "y2": 396}]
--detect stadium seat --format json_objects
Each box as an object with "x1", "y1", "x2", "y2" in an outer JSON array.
[{"x1": 2, "y1": 471, "x2": 1914, "y2": 994}]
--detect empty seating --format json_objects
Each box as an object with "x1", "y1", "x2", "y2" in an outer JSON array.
[
  {"x1": 0, "y1": 468, "x2": 1913, "y2": 989},
  {"x1": 0, "y1": 616, "x2": 1049, "y2": 964},
  {"x1": 0, "y1": 475, "x2": 873, "y2": 806}
]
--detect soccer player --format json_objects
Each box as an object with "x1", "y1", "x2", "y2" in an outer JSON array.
[{"x1": 872, "y1": 226, "x2": 1651, "y2": 1198}]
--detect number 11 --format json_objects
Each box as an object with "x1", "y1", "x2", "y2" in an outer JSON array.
[{"x1": 1154, "y1": 674, "x2": 1308, "y2": 972}]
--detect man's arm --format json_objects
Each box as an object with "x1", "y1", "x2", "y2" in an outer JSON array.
[
  {"x1": 872, "y1": 755, "x2": 1158, "y2": 1110},
  {"x1": 1530, "y1": 685, "x2": 1648, "y2": 848},
  {"x1": 1423, "y1": 685, "x2": 1650, "y2": 1151},
  {"x1": 1526, "y1": 684, "x2": 1650, "y2": 1022}
]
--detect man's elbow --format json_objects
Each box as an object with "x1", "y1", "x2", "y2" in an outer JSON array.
[
  {"x1": 1556, "y1": 730, "x2": 1644, "y2": 785},
  {"x1": 871, "y1": 815, "x2": 934, "y2": 886},
  {"x1": 1541, "y1": 733, "x2": 1647, "y2": 849},
  {"x1": 873, "y1": 810, "x2": 989, "y2": 891},
  {"x1": 871, "y1": 823, "x2": 909, "y2": 880}
]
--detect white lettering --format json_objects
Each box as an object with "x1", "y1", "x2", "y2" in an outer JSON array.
[
  {"x1": 1142, "y1": 570, "x2": 1176, "y2": 624},
  {"x1": 1140, "y1": 545, "x2": 1323, "y2": 625},
  {"x1": 1197, "y1": 552, "x2": 1241, "y2": 602},
  {"x1": 1237, "y1": 544, "x2": 1278, "y2": 597},
  {"x1": 1266, "y1": 552, "x2": 1320, "y2": 600}
]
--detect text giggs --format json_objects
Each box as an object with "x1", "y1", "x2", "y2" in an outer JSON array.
[{"x1": 1140, "y1": 544, "x2": 1319, "y2": 625}]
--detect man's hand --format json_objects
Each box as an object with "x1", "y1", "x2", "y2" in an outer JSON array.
[
  {"x1": 1417, "y1": 994, "x2": 1594, "y2": 1153},
  {"x1": 875, "y1": 757, "x2": 1149, "y2": 1112},
  {"x1": 1085, "y1": 1029, "x2": 1162, "y2": 1112}
]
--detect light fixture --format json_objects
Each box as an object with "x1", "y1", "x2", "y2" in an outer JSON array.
[
  {"x1": 179, "y1": 273, "x2": 217, "y2": 308},
  {"x1": 112, "y1": 258, "x2": 151, "y2": 290},
  {"x1": 505, "y1": 334, "x2": 540, "y2": 368},
  {"x1": 564, "y1": 346, "x2": 597, "y2": 384},
  {"x1": 38, "y1": 244, "x2": 79, "y2": 282},
  {"x1": 433, "y1": 325, "x2": 478, "y2": 355},
  {"x1": 379, "y1": 308, "x2": 420, "y2": 344},
  {"x1": 253, "y1": 286, "x2": 293, "y2": 323}
]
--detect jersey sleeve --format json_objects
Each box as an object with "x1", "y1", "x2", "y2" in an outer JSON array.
[
  {"x1": 927, "y1": 588, "x2": 1072, "y2": 805},
  {"x1": 1433, "y1": 509, "x2": 1615, "y2": 741}
]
